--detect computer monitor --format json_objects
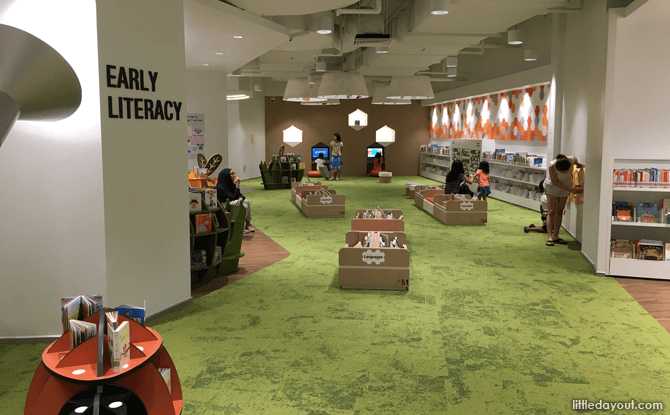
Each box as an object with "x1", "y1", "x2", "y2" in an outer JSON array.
[
  {"x1": 367, "y1": 148, "x2": 383, "y2": 158},
  {"x1": 312, "y1": 148, "x2": 329, "y2": 159}
]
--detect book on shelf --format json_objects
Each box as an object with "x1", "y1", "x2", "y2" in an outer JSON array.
[
  {"x1": 638, "y1": 240, "x2": 664, "y2": 261},
  {"x1": 195, "y1": 213, "x2": 213, "y2": 233},
  {"x1": 69, "y1": 319, "x2": 97, "y2": 350},
  {"x1": 613, "y1": 168, "x2": 670, "y2": 188},
  {"x1": 192, "y1": 249, "x2": 207, "y2": 270},
  {"x1": 61, "y1": 295, "x2": 103, "y2": 334},
  {"x1": 115, "y1": 303, "x2": 146, "y2": 326},
  {"x1": 203, "y1": 189, "x2": 217, "y2": 210},
  {"x1": 662, "y1": 199, "x2": 670, "y2": 223},
  {"x1": 213, "y1": 246, "x2": 222, "y2": 264},
  {"x1": 612, "y1": 201, "x2": 633, "y2": 222},
  {"x1": 106, "y1": 312, "x2": 130, "y2": 374},
  {"x1": 189, "y1": 192, "x2": 201, "y2": 212},
  {"x1": 611, "y1": 239, "x2": 634, "y2": 259},
  {"x1": 159, "y1": 367, "x2": 172, "y2": 394},
  {"x1": 666, "y1": 243, "x2": 670, "y2": 261},
  {"x1": 637, "y1": 203, "x2": 658, "y2": 223}
]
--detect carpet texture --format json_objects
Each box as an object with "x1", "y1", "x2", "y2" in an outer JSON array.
[{"x1": 3, "y1": 176, "x2": 670, "y2": 414}]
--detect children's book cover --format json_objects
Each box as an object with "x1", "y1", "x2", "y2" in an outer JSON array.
[
  {"x1": 637, "y1": 203, "x2": 658, "y2": 223},
  {"x1": 612, "y1": 201, "x2": 633, "y2": 222},
  {"x1": 195, "y1": 213, "x2": 212, "y2": 233},
  {"x1": 189, "y1": 193, "x2": 201, "y2": 212}
]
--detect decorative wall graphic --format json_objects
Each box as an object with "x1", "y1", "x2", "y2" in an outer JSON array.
[
  {"x1": 0, "y1": 24, "x2": 82, "y2": 148},
  {"x1": 429, "y1": 82, "x2": 551, "y2": 142},
  {"x1": 187, "y1": 113, "x2": 205, "y2": 159}
]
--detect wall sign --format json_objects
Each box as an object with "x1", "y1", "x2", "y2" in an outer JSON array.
[{"x1": 105, "y1": 65, "x2": 183, "y2": 121}]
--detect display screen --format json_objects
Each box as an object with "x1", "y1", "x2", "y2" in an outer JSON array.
[
  {"x1": 367, "y1": 148, "x2": 383, "y2": 158},
  {"x1": 312, "y1": 148, "x2": 329, "y2": 158}
]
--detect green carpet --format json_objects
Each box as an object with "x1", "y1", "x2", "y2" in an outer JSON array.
[{"x1": 3, "y1": 176, "x2": 670, "y2": 414}]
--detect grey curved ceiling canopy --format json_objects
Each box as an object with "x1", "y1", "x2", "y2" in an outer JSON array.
[{"x1": 0, "y1": 24, "x2": 82, "y2": 147}]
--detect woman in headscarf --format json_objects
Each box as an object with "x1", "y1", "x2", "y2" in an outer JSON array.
[{"x1": 216, "y1": 168, "x2": 254, "y2": 233}]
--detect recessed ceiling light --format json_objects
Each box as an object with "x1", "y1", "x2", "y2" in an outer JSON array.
[
  {"x1": 233, "y1": 35, "x2": 243, "y2": 39},
  {"x1": 508, "y1": 29, "x2": 523, "y2": 45},
  {"x1": 524, "y1": 49, "x2": 538, "y2": 61},
  {"x1": 203, "y1": 64, "x2": 209, "y2": 66},
  {"x1": 215, "y1": 52, "x2": 223, "y2": 55},
  {"x1": 430, "y1": 0, "x2": 450, "y2": 15},
  {"x1": 376, "y1": 46, "x2": 389, "y2": 54}
]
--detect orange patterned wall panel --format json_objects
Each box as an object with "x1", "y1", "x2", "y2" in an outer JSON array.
[{"x1": 428, "y1": 82, "x2": 550, "y2": 142}]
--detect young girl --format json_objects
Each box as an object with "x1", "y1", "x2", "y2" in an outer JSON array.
[
  {"x1": 467, "y1": 161, "x2": 491, "y2": 200},
  {"x1": 329, "y1": 133, "x2": 343, "y2": 181},
  {"x1": 524, "y1": 180, "x2": 548, "y2": 233}
]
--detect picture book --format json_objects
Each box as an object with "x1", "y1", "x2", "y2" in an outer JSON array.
[
  {"x1": 637, "y1": 203, "x2": 658, "y2": 223},
  {"x1": 612, "y1": 201, "x2": 633, "y2": 222},
  {"x1": 69, "y1": 319, "x2": 97, "y2": 350},
  {"x1": 638, "y1": 240, "x2": 664, "y2": 261},
  {"x1": 195, "y1": 213, "x2": 212, "y2": 233},
  {"x1": 192, "y1": 250, "x2": 207, "y2": 270},
  {"x1": 213, "y1": 246, "x2": 222, "y2": 264},
  {"x1": 106, "y1": 315, "x2": 130, "y2": 374},
  {"x1": 203, "y1": 189, "x2": 217, "y2": 210},
  {"x1": 61, "y1": 295, "x2": 103, "y2": 334},
  {"x1": 159, "y1": 368, "x2": 172, "y2": 394},
  {"x1": 189, "y1": 193, "x2": 201, "y2": 212},
  {"x1": 666, "y1": 243, "x2": 670, "y2": 261},
  {"x1": 662, "y1": 199, "x2": 670, "y2": 222},
  {"x1": 115, "y1": 304, "x2": 146, "y2": 326},
  {"x1": 610, "y1": 239, "x2": 634, "y2": 259}
]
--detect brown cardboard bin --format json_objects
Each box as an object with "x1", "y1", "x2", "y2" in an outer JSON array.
[
  {"x1": 295, "y1": 189, "x2": 345, "y2": 218},
  {"x1": 379, "y1": 176, "x2": 392, "y2": 184},
  {"x1": 351, "y1": 209, "x2": 404, "y2": 231},
  {"x1": 406, "y1": 184, "x2": 425, "y2": 197},
  {"x1": 339, "y1": 231, "x2": 409, "y2": 290},
  {"x1": 291, "y1": 183, "x2": 327, "y2": 202},
  {"x1": 432, "y1": 194, "x2": 487, "y2": 225}
]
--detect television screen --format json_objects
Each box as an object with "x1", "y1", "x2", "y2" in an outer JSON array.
[
  {"x1": 312, "y1": 148, "x2": 329, "y2": 159},
  {"x1": 367, "y1": 148, "x2": 383, "y2": 158}
]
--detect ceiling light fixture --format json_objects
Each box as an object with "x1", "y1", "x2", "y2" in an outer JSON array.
[
  {"x1": 202, "y1": 64, "x2": 209, "y2": 66},
  {"x1": 254, "y1": 84, "x2": 262, "y2": 92},
  {"x1": 447, "y1": 67, "x2": 457, "y2": 77},
  {"x1": 302, "y1": 99, "x2": 340, "y2": 106},
  {"x1": 226, "y1": 91, "x2": 250, "y2": 100},
  {"x1": 283, "y1": 79, "x2": 327, "y2": 102},
  {"x1": 372, "y1": 86, "x2": 411, "y2": 105},
  {"x1": 386, "y1": 76, "x2": 434, "y2": 100},
  {"x1": 376, "y1": 46, "x2": 389, "y2": 54},
  {"x1": 318, "y1": 72, "x2": 369, "y2": 99},
  {"x1": 315, "y1": 62, "x2": 327, "y2": 72},
  {"x1": 233, "y1": 35, "x2": 243, "y2": 39},
  {"x1": 445, "y1": 56, "x2": 458, "y2": 68},
  {"x1": 430, "y1": 0, "x2": 451, "y2": 15},
  {"x1": 315, "y1": 12, "x2": 334, "y2": 35},
  {"x1": 508, "y1": 29, "x2": 523, "y2": 45},
  {"x1": 524, "y1": 49, "x2": 538, "y2": 61}
]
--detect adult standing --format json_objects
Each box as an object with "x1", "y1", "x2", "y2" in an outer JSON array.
[
  {"x1": 329, "y1": 133, "x2": 343, "y2": 181},
  {"x1": 216, "y1": 168, "x2": 254, "y2": 233},
  {"x1": 543, "y1": 154, "x2": 584, "y2": 246}
]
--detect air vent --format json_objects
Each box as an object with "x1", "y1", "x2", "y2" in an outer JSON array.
[{"x1": 353, "y1": 34, "x2": 391, "y2": 47}]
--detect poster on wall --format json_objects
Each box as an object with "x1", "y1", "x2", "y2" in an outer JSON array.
[{"x1": 187, "y1": 113, "x2": 205, "y2": 159}]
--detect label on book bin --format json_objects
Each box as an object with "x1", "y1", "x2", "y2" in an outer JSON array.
[
  {"x1": 320, "y1": 196, "x2": 333, "y2": 204},
  {"x1": 460, "y1": 202, "x2": 474, "y2": 211},
  {"x1": 362, "y1": 249, "x2": 385, "y2": 265}
]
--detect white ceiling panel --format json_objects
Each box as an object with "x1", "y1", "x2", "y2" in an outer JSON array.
[
  {"x1": 184, "y1": 0, "x2": 289, "y2": 72},
  {"x1": 225, "y1": 0, "x2": 360, "y2": 16}
]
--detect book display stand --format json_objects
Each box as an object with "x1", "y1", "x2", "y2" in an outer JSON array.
[
  {"x1": 339, "y1": 231, "x2": 409, "y2": 290},
  {"x1": 25, "y1": 312, "x2": 182, "y2": 414},
  {"x1": 291, "y1": 181, "x2": 345, "y2": 218},
  {"x1": 190, "y1": 198, "x2": 246, "y2": 278},
  {"x1": 414, "y1": 188, "x2": 487, "y2": 225},
  {"x1": 351, "y1": 209, "x2": 404, "y2": 232},
  {"x1": 259, "y1": 158, "x2": 304, "y2": 190}
]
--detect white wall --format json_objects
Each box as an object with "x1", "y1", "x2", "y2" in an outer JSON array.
[
  {"x1": 227, "y1": 77, "x2": 266, "y2": 180},
  {"x1": 556, "y1": 0, "x2": 610, "y2": 264},
  {"x1": 608, "y1": 1, "x2": 670, "y2": 159},
  {"x1": 185, "y1": 70, "x2": 229, "y2": 176},
  {"x1": 97, "y1": 0, "x2": 191, "y2": 316},
  {"x1": 0, "y1": 1, "x2": 106, "y2": 337}
]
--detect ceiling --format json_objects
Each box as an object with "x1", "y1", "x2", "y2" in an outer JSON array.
[{"x1": 185, "y1": 0, "x2": 581, "y2": 89}]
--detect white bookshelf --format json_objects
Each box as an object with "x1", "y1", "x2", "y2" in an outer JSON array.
[
  {"x1": 488, "y1": 160, "x2": 547, "y2": 171},
  {"x1": 489, "y1": 174, "x2": 544, "y2": 187},
  {"x1": 420, "y1": 170, "x2": 446, "y2": 183},
  {"x1": 418, "y1": 149, "x2": 450, "y2": 183},
  {"x1": 487, "y1": 157, "x2": 545, "y2": 212},
  {"x1": 606, "y1": 157, "x2": 670, "y2": 279}
]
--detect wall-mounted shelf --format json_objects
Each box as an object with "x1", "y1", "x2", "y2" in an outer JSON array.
[
  {"x1": 490, "y1": 189, "x2": 541, "y2": 212},
  {"x1": 419, "y1": 170, "x2": 446, "y2": 183}
]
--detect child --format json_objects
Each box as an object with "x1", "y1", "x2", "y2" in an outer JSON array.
[
  {"x1": 524, "y1": 180, "x2": 548, "y2": 234},
  {"x1": 315, "y1": 154, "x2": 330, "y2": 180},
  {"x1": 466, "y1": 161, "x2": 490, "y2": 201}
]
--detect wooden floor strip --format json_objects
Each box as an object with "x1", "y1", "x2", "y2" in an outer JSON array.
[
  {"x1": 615, "y1": 276, "x2": 670, "y2": 333},
  {"x1": 191, "y1": 227, "x2": 290, "y2": 300}
]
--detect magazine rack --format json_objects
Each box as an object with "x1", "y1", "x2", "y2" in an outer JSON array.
[{"x1": 24, "y1": 312, "x2": 182, "y2": 415}]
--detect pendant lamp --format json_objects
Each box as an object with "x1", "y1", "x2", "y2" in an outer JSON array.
[
  {"x1": 318, "y1": 72, "x2": 369, "y2": 99},
  {"x1": 372, "y1": 86, "x2": 410, "y2": 105},
  {"x1": 386, "y1": 76, "x2": 434, "y2": 100},
  {"x1": 283, "y1": 79, "x2": 326, "y2": 102}
]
